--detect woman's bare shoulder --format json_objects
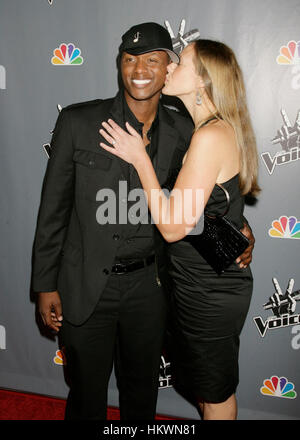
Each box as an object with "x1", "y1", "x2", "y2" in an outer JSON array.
[
  {"x1": 193, "y1": 119, "x2": 233, "y2": 143},
  {"x1": 188, "y1": 121, "x2": 232, "y2": 156}
]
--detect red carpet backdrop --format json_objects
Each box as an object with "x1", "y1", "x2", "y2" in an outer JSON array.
[{"x1": 0, "y1": 0, "x2": 299, "y2": 420}]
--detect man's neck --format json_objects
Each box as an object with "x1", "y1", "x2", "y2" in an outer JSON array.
[{"x1": 124, "y1": 91, "x2": 160, "y2": 127}]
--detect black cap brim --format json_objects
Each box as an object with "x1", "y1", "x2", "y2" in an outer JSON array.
[{"x1": 125, "y1": 47, "x2": 179, "y2": 64}]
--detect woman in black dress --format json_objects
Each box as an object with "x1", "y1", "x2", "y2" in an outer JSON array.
[{"x1": 100, "y1": 40, "x2": 260, "y2": 419}]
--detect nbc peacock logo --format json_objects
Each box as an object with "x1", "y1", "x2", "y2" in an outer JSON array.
[
  {"x1": 51, "y1": 43, "x2": 84, "y2": 66},
  {"x1": 277, "y1": 41, "x2": 300, "y2": 65},
  {"x1": 53, "y1": 349, "x2": 66, "y2": 365},
  {"x1": 261, "y1": 376, "x2": 297, "y2": 399},
  {"x1": 269, "y1": 216, "x2": 300, "y2": 239}
]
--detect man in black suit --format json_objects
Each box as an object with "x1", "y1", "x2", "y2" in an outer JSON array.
[{"x1": 32, "y1": 22, "x2": 254, "y2": 420}]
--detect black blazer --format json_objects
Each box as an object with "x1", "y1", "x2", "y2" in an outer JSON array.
[{"x1": 32, "y1": 92, "x2": 193, "y2": 325}]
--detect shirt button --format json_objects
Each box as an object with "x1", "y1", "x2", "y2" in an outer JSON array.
[
  {"x1": 88, "y1": 160, "x2": 95, "y2": 166},
  {"x1": 103, "y1": 268, "x2": 109, "y2": 275},
  {"x1": 113, "y1": 234, "x2": 120, "y2": 241}
]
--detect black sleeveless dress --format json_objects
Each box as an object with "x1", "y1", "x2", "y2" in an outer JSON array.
[{"x1": 164, "y1": 149, "x2": 253, "y2": 404}]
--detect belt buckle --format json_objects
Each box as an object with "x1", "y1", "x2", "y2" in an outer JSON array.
[{"x1": 113, "y1": 263, "x2": 127, "y2": 275}]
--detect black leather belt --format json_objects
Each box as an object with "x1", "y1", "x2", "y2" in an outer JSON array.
[{"x1": 111, "y1": 254, "x2": 155, "y2": 275}]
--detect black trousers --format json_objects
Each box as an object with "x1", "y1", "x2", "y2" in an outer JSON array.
[{"x1": 60, "y1": 263, "x2": 167, "y2": 420}]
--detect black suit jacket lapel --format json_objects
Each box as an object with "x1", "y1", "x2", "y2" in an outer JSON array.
[
  {"x1": 156, "y1": 106, "x2": 181, "y2": 185},
  {"x1": 87, "y1": 92, "x2": 129, "y2": 180},
  {"x1": 108, "y1": 92, "x2": 130, "y2": 180}
]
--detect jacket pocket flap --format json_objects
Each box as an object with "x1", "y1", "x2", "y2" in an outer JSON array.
[{"x1": 73, "y1": 149, "x2": 112, "y2": 170}]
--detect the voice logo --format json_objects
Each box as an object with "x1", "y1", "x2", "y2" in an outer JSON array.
[
  {"x1": 0, "y1": 66, "x2": 6, "y2": 90},
  {"x1": 253, "y1": 278, "x2": 300, "y2": 338},
  {"x1": 0, "y1": 325, "x2": 6, "y2": 350},
  {"x1": 261, "y1": 108, "x2": 300, "y2": 175}
]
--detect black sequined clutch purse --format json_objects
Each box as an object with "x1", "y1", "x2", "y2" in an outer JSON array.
[{"x1": 184, "y1": 183, "x2": 250, "y2": 275}]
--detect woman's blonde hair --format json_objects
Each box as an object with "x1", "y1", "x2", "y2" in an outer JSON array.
[{"x1": 193, "y1": 39, "x2": 260, "y2": 196}]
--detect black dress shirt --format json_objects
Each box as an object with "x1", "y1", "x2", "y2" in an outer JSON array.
[{"x1": 115, "y1": 93, "x2": 159, "y2": 261}]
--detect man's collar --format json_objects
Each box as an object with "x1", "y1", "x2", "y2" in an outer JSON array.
[
  {"x1": 109, "y1": 90, "x2": 167, "y2": 130},
  {"x1": 122, "y1": 92, "x2": 144, "y2": 130}
]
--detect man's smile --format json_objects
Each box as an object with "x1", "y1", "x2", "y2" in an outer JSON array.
[{"x1": 131, "y1": 79, "x2": 152, "y2": 87}]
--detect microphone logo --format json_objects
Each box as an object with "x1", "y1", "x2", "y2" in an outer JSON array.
[{"x1": 253, "y1": 278, "x2": 300, "y2": 337}]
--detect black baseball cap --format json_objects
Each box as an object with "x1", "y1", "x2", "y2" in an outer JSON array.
[{"x1": 119, "y1": 22, "x2": 179, "y2": 63}]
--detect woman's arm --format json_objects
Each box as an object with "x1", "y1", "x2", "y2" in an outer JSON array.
[{"x1": 100, "y1": 119, "x2": 223, "y2": 242}]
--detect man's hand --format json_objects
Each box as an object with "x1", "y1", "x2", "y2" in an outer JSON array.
[
  {"x1": 236, "y1": 222, "x2": 255, "y2": 269},
  {"x1": 38, "y1": 291, "x2": 63, "y2": 332}
]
